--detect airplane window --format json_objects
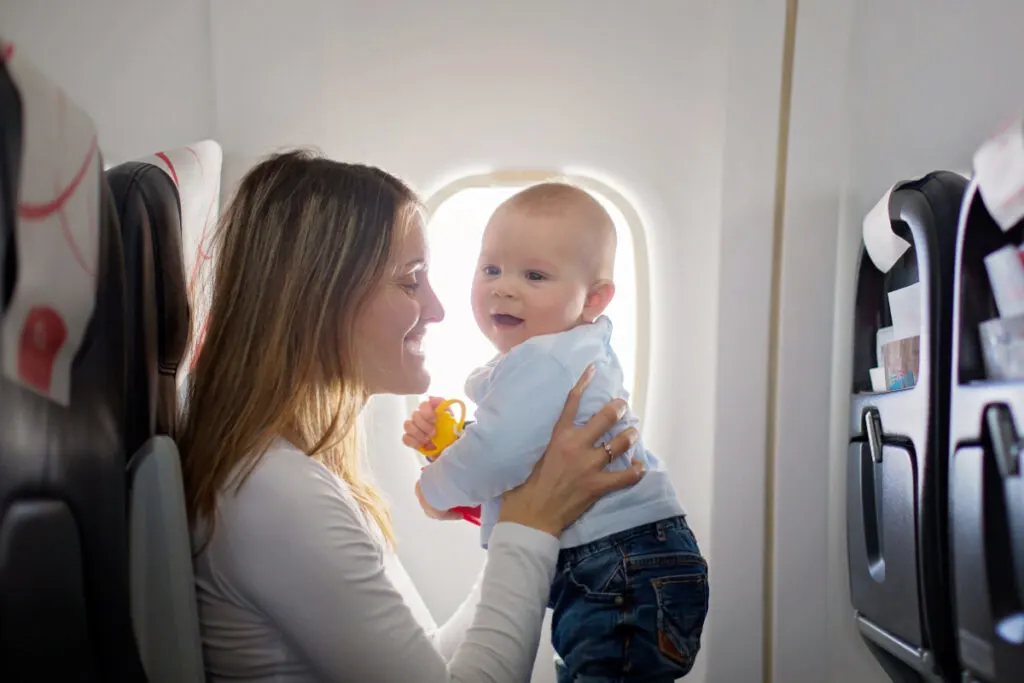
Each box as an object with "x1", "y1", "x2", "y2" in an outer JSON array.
[{"x1": 420, "y1": 178, "x2": 644, "y2": 421}]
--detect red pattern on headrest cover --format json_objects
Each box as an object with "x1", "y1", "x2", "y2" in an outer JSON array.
[{"x1": 1, "y1": 46, "x2": 100, "y2": 405}]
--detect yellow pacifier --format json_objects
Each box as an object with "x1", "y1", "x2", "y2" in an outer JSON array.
[{"x1": 417, "y1": 398, "x2": 466, "y2": 460}]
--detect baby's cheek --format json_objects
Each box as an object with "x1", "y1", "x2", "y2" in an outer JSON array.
[
  {"x1": 529, "y1": 304, "x2": 575, "y2": 336},
  {"x1": 469, "y1": 295, "x2": 488, "y2": 323}
]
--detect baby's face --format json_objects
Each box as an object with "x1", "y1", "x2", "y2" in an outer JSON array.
[{"x1": 471, "y1": 209, "x2": 594, "y2": 353}]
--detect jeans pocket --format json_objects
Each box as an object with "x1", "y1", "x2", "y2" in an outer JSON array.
[
  {"x1": 652, "y1": 569, "x2": 709, "y2": 673},
  {"x1": 564, "y1": 549, "x2": 627, "y2": 603}
]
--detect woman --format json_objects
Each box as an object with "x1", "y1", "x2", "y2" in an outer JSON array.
[{"x1": 178, "y1": 150, "x2": 644, "y2": 682}]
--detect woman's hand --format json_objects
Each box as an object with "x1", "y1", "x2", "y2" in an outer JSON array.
[{"x1": 498, "y1": 364, "x2": 644, "y2": 537}]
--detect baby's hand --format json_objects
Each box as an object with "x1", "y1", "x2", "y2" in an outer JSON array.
[
  {"x1": 402, "y1": 396, "x2": 444, "y2": 452},
  {"x1": 415, "y1": 480, "x2": 463, "y2": 521}
]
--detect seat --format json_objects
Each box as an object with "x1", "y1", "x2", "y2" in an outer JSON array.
[
  {"x1": 105, "y1": 158, "x2": 203, "y2": 683},
  {"x1": 139, "y1": 140, "x2": 223, "y2": 389},
  {"x1": 126, "y1": 435, "x2": 204, "y2": 683},
  {"x1": 847, "y1": 171, "x2": 968, "y2": 682},
  {"x1": 106, "y1": 162, "x2": 158, "y2": 457},
  {"x1": 0, "y1": 46, "x2": 147, "y2": 681},
  {"x1": 949, "y1": 171, "x2": 1024, "y2": 683},
  {"x1": 107, "y1": 160, "x2": 190, "y2": 441}
]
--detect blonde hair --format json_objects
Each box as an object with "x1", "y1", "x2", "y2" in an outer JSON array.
[{"x1": 179, "y1": 149, "x2": 418, "y2": 550}]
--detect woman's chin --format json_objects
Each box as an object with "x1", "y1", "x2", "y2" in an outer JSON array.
[
  {"x1": 407, "y1": 374, "x2": 430, "y2": 396},
  {"x1": 400, "y1": 363, "x2": 431, "y2": 396},
  {"x1": 364, "y1": 357, "x2": 431, "y2": 397}
]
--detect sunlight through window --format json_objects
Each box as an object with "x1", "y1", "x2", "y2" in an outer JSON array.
[{"x1": 421, "y1": 181, "x2": 640, "y2": 420}]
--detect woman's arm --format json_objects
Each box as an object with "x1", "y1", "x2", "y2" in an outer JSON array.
[
  {"x1": 219, "y1": 451, "x2": 558, "y2": 683},
  {"x1": 446, "y1": 524, "x2": 558, "y2": 677},
  {"x1": 428, "y1": 570, "x2": 481, "y2": 661},
  {"x1": 414, "y1": 531, "x2": 553, "y2": 670}
]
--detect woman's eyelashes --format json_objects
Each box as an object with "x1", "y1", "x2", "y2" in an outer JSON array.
[{"x1": 398, "y1": 271, "x2": 422, "y2": 292}]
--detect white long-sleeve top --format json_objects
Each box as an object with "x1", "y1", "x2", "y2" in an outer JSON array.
[{"x1": 193, "y1": 439, "x2": 558, "y2": 682}]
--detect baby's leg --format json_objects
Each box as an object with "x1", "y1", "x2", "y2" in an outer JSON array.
[
  {"x1": 549, "y1": 546, "x2": 628, "y2": 683},
  {"x1": 549, "y1": 517, "x2": 708, "y2": 682}
]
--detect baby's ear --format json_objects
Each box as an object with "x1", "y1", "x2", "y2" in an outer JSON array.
[{"x1": 583, "y1": 280, "x2": 616, "y2": 322}]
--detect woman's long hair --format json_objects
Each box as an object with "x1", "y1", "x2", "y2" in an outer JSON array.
[{"x1": 179, "y1": 149, "x2": 417, "y2": 549}]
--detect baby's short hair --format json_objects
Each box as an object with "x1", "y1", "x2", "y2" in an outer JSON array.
[
  {"x1": 501, "y1": 181, "x2": 612, "y2": 231},
  {"x1": 496, "y1": 180, "x2": 617, "y2": 279}
]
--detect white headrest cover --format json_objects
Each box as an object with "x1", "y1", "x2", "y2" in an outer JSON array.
[{"x1": 0, "y1": 39, "x2": 101, "y2": 406}]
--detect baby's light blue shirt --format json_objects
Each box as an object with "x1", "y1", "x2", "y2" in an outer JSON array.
[{"x1": 418, "y1": 316, "x2": 685, "y2": 549}]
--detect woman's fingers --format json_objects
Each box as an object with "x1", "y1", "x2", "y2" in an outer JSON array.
[
  {"x1": 589, "y1": 457, "x2": 646, "y2": 497},
  {"x1": 576, "y1": 398, "x2": 628, "y2": 448},
  {"x1": 595, "y1": 427, "x2": 637, "y2": 464},
  {"x1": 552, "y1": 364, "x2": 595, "y2": 435},
  {"x1": 496, "y1": 371, "x2": 641, "y2": 537}
]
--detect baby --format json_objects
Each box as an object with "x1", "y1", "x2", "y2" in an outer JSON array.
[{"x1": 405, "y1": 182, "x2": 708, "y2": 681}]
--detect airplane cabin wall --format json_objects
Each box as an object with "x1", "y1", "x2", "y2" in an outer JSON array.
[
  {"x1": 772, "y1": 2, "x2": 856, "y2": 681},
  {"x1": 0, "y1": 0, "x2": 216, "y2": 164},
  {"x1": 705, "y1": 2, "x2": 787, "y2": 682}
]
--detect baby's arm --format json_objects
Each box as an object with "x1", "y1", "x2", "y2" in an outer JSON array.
[{"x1": 418, "y1": 347, "x2": 576, "y2": 511}]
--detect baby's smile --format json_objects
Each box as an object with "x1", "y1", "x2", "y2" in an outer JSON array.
[{"x1": 491, "y1": 313, "x2": 524, "y2": 327}]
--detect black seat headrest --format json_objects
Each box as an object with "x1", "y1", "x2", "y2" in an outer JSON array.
[
  {"x1": 107, "y1": 161, "x2": 188, "y2": 441},
  {"x1": 138, "y1": 141, "x2": 223, "y2": 390}
]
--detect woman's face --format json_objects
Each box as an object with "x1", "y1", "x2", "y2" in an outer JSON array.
[{"x1": 354, "y1": 214, "x2": 444, "y2": 396}]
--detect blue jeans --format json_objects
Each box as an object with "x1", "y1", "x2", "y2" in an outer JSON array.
[{"x1": 548, "y1": 516, "x2": 709, "y2": 682}]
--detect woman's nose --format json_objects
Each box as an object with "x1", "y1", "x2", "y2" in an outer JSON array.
[{"x1": 423, "y1": 284, "x2": 445, "y2": 323}]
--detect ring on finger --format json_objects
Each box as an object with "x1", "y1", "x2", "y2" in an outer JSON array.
[{"x1": 601, "y1": 441, "x2": 615, "y2": 462}]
